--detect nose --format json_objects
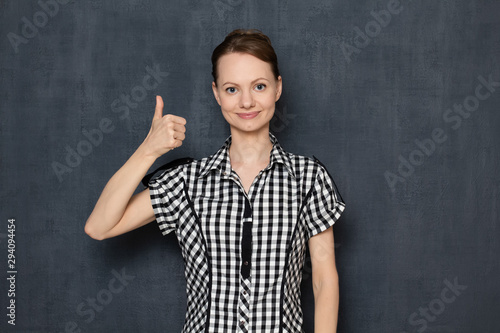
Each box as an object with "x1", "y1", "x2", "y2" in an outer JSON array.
[{"x1": 238, "y1": 89, "x2": 255, "y2": 109}]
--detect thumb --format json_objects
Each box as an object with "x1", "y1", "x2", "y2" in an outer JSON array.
[{"x1": 154, "y1": 95, "x2": 164, "y2": 119}]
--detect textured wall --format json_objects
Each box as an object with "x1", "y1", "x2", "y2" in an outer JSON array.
[{"x1": 1, "y1": 0, "x2": 499, "y2": 332}]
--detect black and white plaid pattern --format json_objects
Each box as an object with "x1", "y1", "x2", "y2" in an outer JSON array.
[{"x1": 149, "y1": 134, "x2": 345, "y2": 332}]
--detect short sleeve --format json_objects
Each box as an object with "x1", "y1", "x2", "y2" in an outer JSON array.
[
  {"x1": 303, "y1": 163, "x2": 346, "y2": 239},
  {"x1": 148, "y1": 165, "x2": 185, "y2": 236}
]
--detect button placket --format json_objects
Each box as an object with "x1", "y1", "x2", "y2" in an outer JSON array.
[
  {"x1": 237, "y1": 277, "x2": 251, "y2": 333},
  {"x1": 237, "y1": 198, "x2": 252, "y2": 332}
]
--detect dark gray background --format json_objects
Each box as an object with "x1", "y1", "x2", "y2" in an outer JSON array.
[{"x1": 1, "y1": 0, "x2": 499, "y2": 332}]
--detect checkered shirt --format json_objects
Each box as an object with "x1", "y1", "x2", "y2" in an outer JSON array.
[{"x1": 148, "y1": 134, "x2": 345, "y2": 333}]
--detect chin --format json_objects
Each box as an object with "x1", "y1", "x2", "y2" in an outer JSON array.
[
  {"x1": 222, "y1": 110, "x2": 274, "y2": 133},
  {"x1": 232, "y1": 122, "x2": 270, "y2": 134}
]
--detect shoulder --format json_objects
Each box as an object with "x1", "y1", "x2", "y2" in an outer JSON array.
[
  {"x1": 284, "y1": 151, "x2": 343, "y2": 199},
  {"x1": 283, "y1": 150, "x2": 330, "y2": 180},
  {"x1": 143, "y1": 157, "x2": 198, "y2": 187},
  {"x1": 146, "y1": 154, "x2": 224, "y2": 183}
]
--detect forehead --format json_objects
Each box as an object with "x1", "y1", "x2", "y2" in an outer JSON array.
[{"x1": 217, "y1": 52, "x2": 274, "y2": 83}]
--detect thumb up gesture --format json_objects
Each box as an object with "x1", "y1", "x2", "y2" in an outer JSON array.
[{"x1": 141, "y1": 96, "x2": 186, "y2": 159}]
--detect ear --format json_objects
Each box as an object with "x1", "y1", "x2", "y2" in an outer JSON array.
[
  {"x1": 275, "y1": 76, "x2": 283, "y2": 102},
  {"x1": 212, "y1": 81, "x2": 221, "y2": 106}
]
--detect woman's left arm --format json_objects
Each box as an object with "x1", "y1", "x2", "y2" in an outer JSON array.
[{"x1": 309, "y1": 226, "x2": 339, "y2": 333}]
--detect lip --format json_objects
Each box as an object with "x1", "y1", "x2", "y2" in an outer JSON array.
[{"x1": 237, "y1": 111, "x2": 260, "y2": 119}]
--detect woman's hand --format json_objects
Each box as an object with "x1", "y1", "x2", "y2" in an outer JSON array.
[
  {"x1": 84, "y1": 96, "x2": 187, "y2": 240},
  {"x1": 140, "y1": 96, "x2": 187, "y2": 159}
]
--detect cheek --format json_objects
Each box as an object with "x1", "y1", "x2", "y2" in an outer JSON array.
[
  {"x1": 219, "y1": 95, "x2": 235, "y2": 111},
  {"x1": 263, "y1": 94, "x2": 277, "y2": 109},
  {"x1": 267, "y1": 107, "x2": 276, "y2": 119}
]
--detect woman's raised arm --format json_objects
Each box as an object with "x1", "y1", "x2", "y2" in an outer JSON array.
[{"x1": 84, "y1": 96, "x2": 186, "y2": 240}]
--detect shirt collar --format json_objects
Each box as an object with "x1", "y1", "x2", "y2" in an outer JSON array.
[{"x1": 198, "y1": 133, "x2": 296, "y2": 179}]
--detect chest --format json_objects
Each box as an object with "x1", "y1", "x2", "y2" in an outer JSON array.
[
  {"x1": 231, "y1": 162, "x2": 269, "y2": 194},
  {"x1": 189, "y1": 168, "x2": 303, "y2": 249}
]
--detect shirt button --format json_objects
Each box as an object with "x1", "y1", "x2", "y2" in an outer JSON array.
[
  {"x1": 242, "y1": 290, "x2": 247, "y2": 295},
  {"x1": 240, "y1": 320, "x2": 245, "y2": 325},
  {"x1": 243, "y1": 261, "x2": 249, "y2": 266}
]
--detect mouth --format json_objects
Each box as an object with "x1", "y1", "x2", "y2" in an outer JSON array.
[{"x1": 237, "y1": 111, "x2": 261, "y2": 119}]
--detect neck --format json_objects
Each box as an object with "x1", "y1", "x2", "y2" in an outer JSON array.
[{"x1": 229, "y1": 127, "x2": 273, "y2": 165}]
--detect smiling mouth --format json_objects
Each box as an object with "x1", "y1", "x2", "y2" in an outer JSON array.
[{"x1": 237, "y1": 111, "x2": 261, "y2": 119}]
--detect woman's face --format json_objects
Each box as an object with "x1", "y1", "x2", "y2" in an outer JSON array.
[{"x1": 212, "y1": 52, "x2": 282, "y2": 135}]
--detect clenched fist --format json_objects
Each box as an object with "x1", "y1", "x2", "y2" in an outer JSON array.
[{"x1": 141, "y1": 96, "x2": 186, "y2": 159}]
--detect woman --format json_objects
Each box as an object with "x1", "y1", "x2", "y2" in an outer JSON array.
[{"x1": 85, "y1": 29, "x2": 345, "y2": 333}]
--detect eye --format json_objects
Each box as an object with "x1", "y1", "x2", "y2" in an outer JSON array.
[
  {"x1": 225, "y1": 87, "x2": 237, "y2": 94},
  {"x1": 255, "y1": 83, "x2": 266, "y2": 91}
]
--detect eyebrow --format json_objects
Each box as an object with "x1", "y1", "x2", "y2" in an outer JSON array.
[{"x1": 222, "y1": 77, "x2": 271, "y2": 86}]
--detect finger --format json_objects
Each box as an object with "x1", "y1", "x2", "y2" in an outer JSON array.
[
  {"x1": 172, "y1": 123, "x2": 186, "y2": 134},
  {"x1": 167, "y1": 140, "x2": 181, "y2": 150},
  {"x1": 154, "y1": 96, "x2": 164, "y2": 119},
  {"x1": 173, "y1": 139, "x2": 183, "y2": 148},
  {"x1": 172, "y1": 131, "x2": 186, "y2": 141},
  {"x1": 165, "y1": 114, "x2": 187, "y2": 125}
]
